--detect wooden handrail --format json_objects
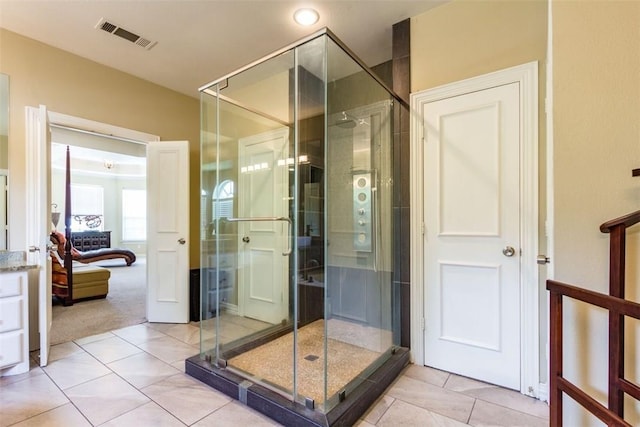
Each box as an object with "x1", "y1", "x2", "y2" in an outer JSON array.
[
  {"x1": 547, "y1": 280, "x2": 640, "y2": 319},
  {"x1": 548, "y1": 211, "x2": 640, "y2": 426},
  {"x1": 600, "y1": 209, "x2": 640, "y2": 233},
  {"x1": 548, "y1": 280, "x2": 640, "y2": 426},
  {"x1": 599, "y1": 210, "x2": 639, "y2": 416}
]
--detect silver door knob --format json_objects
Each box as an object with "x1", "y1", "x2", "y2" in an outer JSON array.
[
  {"x1": 502, "y1": 246, "x2": 515, "y2": 257},
  {"x1": 178, "y1": 238, "x2": 186, "y2": 245}
]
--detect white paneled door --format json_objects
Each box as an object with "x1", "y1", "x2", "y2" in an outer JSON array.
[
  {"x1": 147, "y1": 140, "x2": 190, "y2": 323},
  {"x1": 423, "y1": 83, "x2": 521, "y2": 390},
  {"x1": 238, "y1": 128, "x2": 289, "y2": 325}
]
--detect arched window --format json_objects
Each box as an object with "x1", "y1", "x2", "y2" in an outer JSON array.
[{"x1": 213, "y1": 179, "x2": 234, "y2": 220}]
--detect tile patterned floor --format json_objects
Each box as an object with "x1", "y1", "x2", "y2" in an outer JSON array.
[{"x1": 0, "y1": 322, "x2": 549, "y2": 426}]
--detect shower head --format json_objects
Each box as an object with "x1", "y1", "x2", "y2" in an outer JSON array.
[{"x1": 333, "y1": 111, "x2": 357, "y2": 129}]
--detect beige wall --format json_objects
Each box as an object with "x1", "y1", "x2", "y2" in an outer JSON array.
[
  {"x1": 554, "y1": 1, "x2": 639, "y2": 424},
  {"x1": 0, "y1": 29, "x2": 201, "y2": 268},
  {"x1": 410, "y1": 0, "x2": 549, "y2": 383},
  {"x1": 411, "y1": 0, "x2": 547, "y2": 91}
]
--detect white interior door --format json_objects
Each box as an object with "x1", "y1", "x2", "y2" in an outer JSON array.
[
  {"x1": 238, "y1": 128, "x2": 289, "y2": 325},
  {"x1": 25, "y1": 105, "x2": 52, "y2": 366},
  {"x1": 147, "y1": 140, "x2": 190, "y2": 323},
  {"x1": 423, "y1": 83, "x2": 521, "y2": 390}
]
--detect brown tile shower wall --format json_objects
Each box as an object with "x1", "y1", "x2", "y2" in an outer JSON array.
[{"x1": 392, "y1": 19, "x2": 411, "y2": 348}]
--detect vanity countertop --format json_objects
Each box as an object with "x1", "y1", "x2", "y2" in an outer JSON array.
[
  {"x1": 0, "y1": 251, "x2": 39, "y2": 272},
  {"x1": 0, "y1": 263, "x2": 39, "y2": 273}
]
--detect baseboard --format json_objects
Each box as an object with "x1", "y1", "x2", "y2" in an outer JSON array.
[
  {"x1": 538, "y1": 382, "x2": 549, "y2": 403},
  {"x1": 221, "y1": 302, "x2": 238, "y2": 314}
]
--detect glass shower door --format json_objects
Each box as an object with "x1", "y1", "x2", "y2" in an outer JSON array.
[{"x1": 199, "y1": 48, "x2": 300, "y2": 402}]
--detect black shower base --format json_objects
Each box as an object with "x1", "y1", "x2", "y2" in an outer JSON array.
[{"x1": 185, "y1": 347, "x2": 409, "y2": 427}]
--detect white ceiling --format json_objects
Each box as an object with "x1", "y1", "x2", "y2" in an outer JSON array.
[{"x1": 0, "y1": 0, "x2": 445, "y2": 99}]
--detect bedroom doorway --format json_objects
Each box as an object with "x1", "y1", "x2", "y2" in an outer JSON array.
[{"x1": 47, "y1": 113, "x2": 156, "y2": 344}]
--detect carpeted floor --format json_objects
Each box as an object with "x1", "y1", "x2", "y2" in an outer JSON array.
[{"x1": 50, "y1": 257, "x2": 147, "y2": 345}]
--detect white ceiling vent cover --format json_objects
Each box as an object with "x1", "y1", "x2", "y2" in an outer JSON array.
[{"x1": 95, "y1": 18, "x2": 157, "y2": 50}]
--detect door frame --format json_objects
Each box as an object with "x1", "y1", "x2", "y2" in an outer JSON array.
[
  {"x1": 25, "y1": 105, "x2": 51, "y2": 366},
  {"x1": 410, "y1": 62, "x2": 540, "y2": 397},
  {"x1": 30, "y1": 109, "x2": 159, "y2": 361}
]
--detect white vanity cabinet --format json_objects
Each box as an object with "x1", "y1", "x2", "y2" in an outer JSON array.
[{"x1": 0, "y1": 270, "x2": 30, "y2": 376}]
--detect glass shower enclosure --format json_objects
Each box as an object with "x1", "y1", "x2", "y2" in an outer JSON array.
[{"x1": 187, "y1": 28, "x2": 408, "y2": 426}]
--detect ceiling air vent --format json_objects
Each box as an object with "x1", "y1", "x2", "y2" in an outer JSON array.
[{"x1": 95, "y1": 18, "x2": 157, "y2": 50}]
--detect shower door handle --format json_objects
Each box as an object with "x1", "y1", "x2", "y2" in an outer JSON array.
[{"x1": 227, "y1": 216, "x2": 292, "y2": 256}]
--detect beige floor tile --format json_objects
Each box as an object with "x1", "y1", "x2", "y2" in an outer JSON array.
[
  {"x1": 48, "y1": 341, "x2": 85, "y2": 362},
  {"x1": 377, "y1": 399, "x2": 469, "y2": 427},
  {"x1": 386, "y1": 376, "x2": 475, "y2": 423},
  {"x1": 42, "y1": 351, "x2": 111, "y2": 390},
  {"x1": 445, "y1": 375, "x2": 549, "y2": 419},
  {"x1": 468, "y1": 399, "x2": 549, "y2": 427},
  {"x1": 145, "y1": 322, "x2": 173, "y2": 332},
  {"x1": 79, "y1": 335, "x2": 143, "y2": 364},
  {"x1": 1, "y1": 322, "x2": 552, "y2": 427},
  {"x1": 10, "y1": 402, "x2": 91, "y2": 427},
  {"x1": 199, "y1": 337, "x2": 216, "y2": 352},
  {"x1": 189, "y1": 328, "x2": 216, "y2": 347},
  {"x1": 404, "y1": 364, "x2": 451, "y2": 388},
  {"x1": 107, "y1": 352, "x2": 181, "y2": 388},
  {"x1": 0, "y1": 360, "x2": 44, "y2": 387},
  {"x1": 0, "y1": 373, "x2": 69, "y2": 427},
  {"x1": 135, "y1": 335, "x2": 199, "y2": 364},
  {"x1": 219, "y1": 328, "x2": 260, "y2": 343},
  {"x1": 100, "y1": 401, "x2": 186, "y2": 427},
  {"x1": 64, "y1": 372, "x2": 149, "y2": 425},
  {"x1": 112, "y1": 323, "x2": 167, "y2": 345},
  {"x1": 146, "y1": 322, "x2": 202, "y2": 345},
  {"x1": 214, "y1": 318, "x2": 262, "y2": 342},
  {"x1": 74, "y1": 331, "x2": 115, "y2": 345},
  {"x1": 172, "y1": 359, "x2": 187, "y2": 372},
  {"x1": 192, "y1": 401, "x2": 282, "y2": 426},
  {"x1": 362, "y1": 395, "x2": 395, "y2": 424},
  {"x1": 191, "y1": 342, "x2": 202, "y2": 354},
  {"x1": 201, "y1": 313, "x2": 272, "y2": 334},
  {"x1": 141, "y1": 373, "x2": 231, "y2": 425}
]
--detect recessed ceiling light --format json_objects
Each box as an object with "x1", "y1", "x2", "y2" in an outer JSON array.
[{"x1": 294, "y1": 8, "x2": 319, "y2": 26}]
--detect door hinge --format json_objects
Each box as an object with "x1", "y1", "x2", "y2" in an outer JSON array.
[{"x1": 421, "y1": 223, "x2": 425, "y2": 235}]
